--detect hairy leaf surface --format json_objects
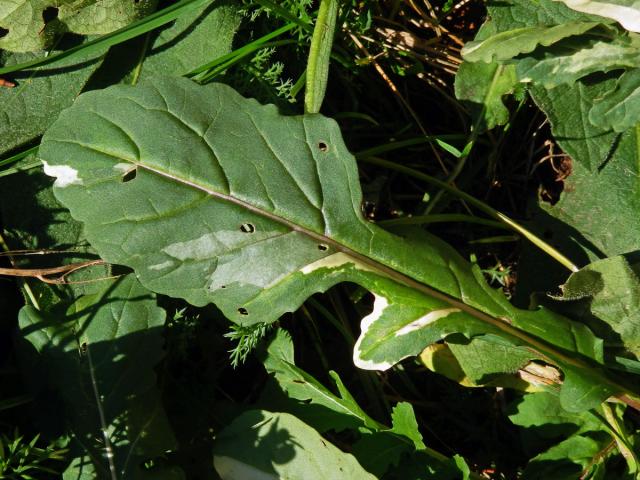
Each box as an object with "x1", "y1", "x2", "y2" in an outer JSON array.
[
  {"x1": 0, "y1": 48, "x2": 103, "y2": 155},
  {"x1": 530, "y1": 82, "x2": 640, "y2": 250},
  {"x1": 0, "y1": 0, "x2": 156, "y2": 52},
  {"x1": 545, "y1": 255, "x2": 640, "y2": 359},
  {"x1": 589, "y1": 68, "x2": 640, "y2": 131}
]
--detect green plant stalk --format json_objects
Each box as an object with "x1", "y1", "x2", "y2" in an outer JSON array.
[
  {"x1": 0, "y1": 0, "x2": 210, "y2": 75},
  {"x1": 361, "y1": 156, "x2": 579, "y2": 272},
  {"x1": 130, "y1": 32, "x2": 152, "y2": 86},
  {"x1": 304, "y1": 0, "x2": 339, "y2": 113},
  {"x1": 355, "y1": 135, "x2": 467, "y2": 158},
  {"x1": 187, "y1": 23, "x2": 297, "y2": 77},
  {"x1": 196, "y1": 39, "x2": 297, "y2": 83},
  {"x1": 600, "y1": 404, "x2": 639, "y2": 474},
  {"x1": 0, "y1": 232, "x2": 39, "y2": 310},
  {"x1": 378, "y1": 213, "x2": 509, "y2": 230},
  {"x1": 289, "y1": 70, "x2": 307, "y2": 98},
  {"x1": 468, "y1": 235, "x2": 519, "y2": 245},
  {"x1": 0, "y1": 160, "x2": 41, "y2": 178},
  {"x1": 251, "y1": 0, "x2": 313, "y2": 31},
  {"x1": 0, "y1": 146, "x2": 38, "y2": 168},
  {"x1": 300, "y1": 305, "x2": 332, "y2": 373}
]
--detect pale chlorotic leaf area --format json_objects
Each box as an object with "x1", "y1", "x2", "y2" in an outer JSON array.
[
  {"x1": 39, "y1": 76, "x2": 630, "y2": 411},
  {"x1": 554, "y1": 0, "x2": 640, "y2": 32}
]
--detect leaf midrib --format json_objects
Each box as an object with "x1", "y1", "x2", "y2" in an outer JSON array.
[{"x1": 51, "y1": 138, "x2": 629, "y2": 397}]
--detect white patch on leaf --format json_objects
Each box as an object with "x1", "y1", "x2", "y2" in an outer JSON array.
[
  {"x1": 164, "y1": 233, "x2": 222, "y2": 261},
  {"x1": 394, "y1": 308, "x2": 461, "y2": 337},
  {"x1": 554, "y1": 0, "x2": 640, "y2": 32},
  {"x1": 42, "y1": 161, "x2": 83, "y2": 188},
  {"x1": 301, "y1": 252, "x2": 378, "y2": 275},
  {"x1": 353, "y1": 294, "x2": 394, "y2": 371},
  {"x1": 149, "y1": 261, "x2": 173, "y2": 271},
  {"x1": 113, "y1": 162, "x2": 133, "y2": 172}
]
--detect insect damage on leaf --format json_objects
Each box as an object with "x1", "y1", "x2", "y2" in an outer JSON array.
[{"x1": 41, "y1": 161, "x2": 83, "y2": 188}]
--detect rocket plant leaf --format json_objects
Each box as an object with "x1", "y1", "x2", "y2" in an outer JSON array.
[{"x1": 38, "y1": 76, "x2": 637, "y2": 411}]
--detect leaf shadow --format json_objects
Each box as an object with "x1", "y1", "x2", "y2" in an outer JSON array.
[{"x1": 16, "y1": 282, "x2": 174, "y2": 478}]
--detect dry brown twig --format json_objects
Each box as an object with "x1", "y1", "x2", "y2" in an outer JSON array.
[{"x1": 0, "y1": 259, "x2": 106, "y2": 284}]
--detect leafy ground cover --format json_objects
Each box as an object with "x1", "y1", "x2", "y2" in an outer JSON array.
[{"x1": 1, "y1": 0, "x2": 640, "y2": 478}]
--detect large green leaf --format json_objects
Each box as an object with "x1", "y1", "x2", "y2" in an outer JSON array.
[
  {"x1": 38, "y1": 76, "x2": 498, "y2": 325},
  {"x1": 137, "y1": 2, "x2": 241, "y2": 79},
  {"x1": 544, "y1": 255, "x2": 640, "y2": 359},
  {"x1": 38, "y1": 76, "x2": 629, "y2": 411},
  {"x1": 510, "y1": 392, "x2": 612, "y2": 479},
  {"x1": 0, "y1": 48, "x2": 103, "y2": 155},
  {"x1": 19, "y1": 275, "x2": 182, "y2": 479},
  {"x1": 212, "y1": 410, "x2": 375, "y2": 479},
  {"x1": 530, "y1": 81, "x2": 640, "y2": 250},
  {"x1": 523, "y1": 434, "x2": 610, "y2": 479},
  {"x1": 589, "y1": 68, "x2": 640, "y2": 131},
  {"x1": 0, "y1": 0, "x2": 157, "y2": 52},
  {"x1": 510, "y1": 391, "x2": 603, "y2": 434}
]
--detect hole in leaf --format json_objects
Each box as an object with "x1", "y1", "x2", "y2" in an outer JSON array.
[
  {"x1": 42, "y1": 6, "x2": 59, "y2": 23},
  {"x1": 238, "y1": 307, "x2": 248, "y2": 315},
  {"x1": 240, "y1": 223, "x2": 255, "y2": 233},
  {"x1": 318, "y1": 142, "x2": 328, "y2": 152},
  {"x1": 220, "y1": 285, "x2": 226, "y2": 289},
  {"x1": 318, "y1": 244, "x2": 328, "y2": 251},
  {"x1": 122, "y1": 168, "x2": 137, "y2": 183},
  {"x1": 0, "y1": 27, "x2": 8, "y2": 39}
]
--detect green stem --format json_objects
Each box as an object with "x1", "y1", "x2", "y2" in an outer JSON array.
[
  {"x1": 196, "y1": 39, "x2": 298, "y2": 83},
  {"x1": 361, "y1": 156, "x2": 579, "y2": 273},
  {"x1": 251, "y1": 0, "x2": 313, "y2": 31},
  {"x1": 188, "y1": 23, "x2": 297, "y2": 77},
  {"x1": 130, "y1": 32, "x2": 152, "y2": 86},
  {"x1": 355, "y1": 135, "x2": 466, "y2": 159},
  {"x1": 305, "y1": 0, "x2": 339, "y2": 113},
  {"x1": 600, "y1": 404, "x2": 639, "y2": 474},
  {"x1": 379, "y1": 213, "x2": 508, "y2": 230}
]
